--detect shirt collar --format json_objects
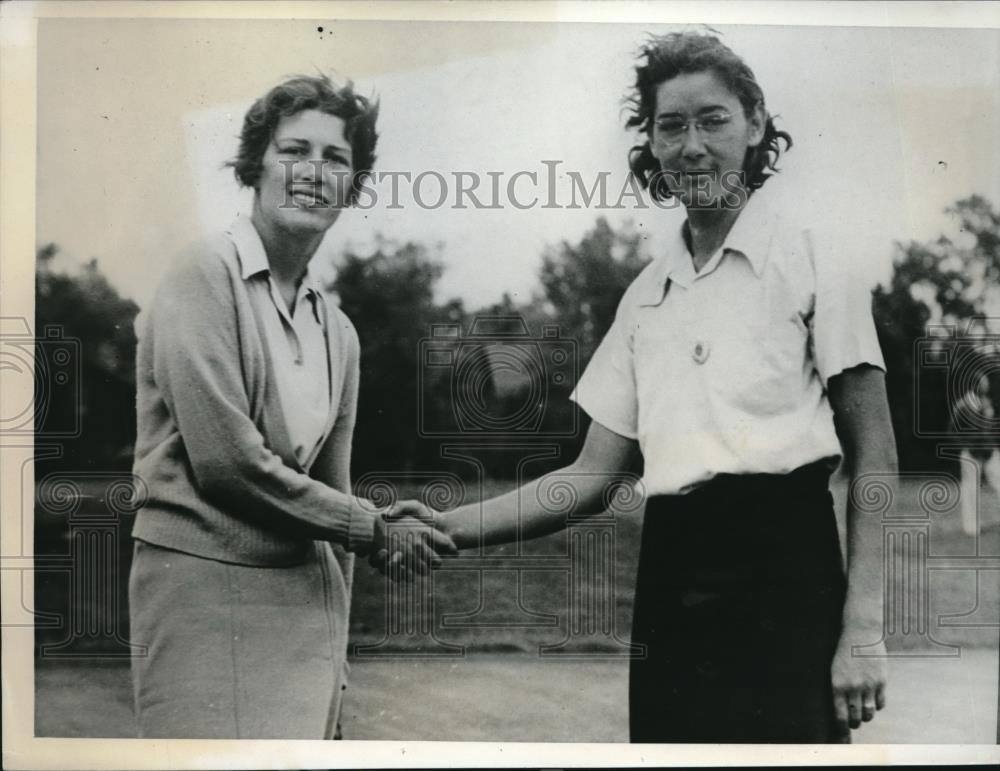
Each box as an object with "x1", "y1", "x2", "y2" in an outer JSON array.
[
  {"x1": 717, "y1": 186, "x2": 775, "y2": 278},
  {"x1": 226, "y1": 215, "x2": 324, "y2": 293},
  {"x1": 638, "y1": 184, "x2": 777, "y2": 305},
  {"x1": 636, "y1": 232, "x2": 682, "y2": 307}
]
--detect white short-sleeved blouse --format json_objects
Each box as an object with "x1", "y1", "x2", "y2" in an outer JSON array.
[{"x1": 571, "y1": 182, "x2": 886, "y2": 496}]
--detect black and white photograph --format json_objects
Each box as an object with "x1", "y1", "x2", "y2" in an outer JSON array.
[{"x1": 2, "y1": 1, "x2": 999, "y2": 767}]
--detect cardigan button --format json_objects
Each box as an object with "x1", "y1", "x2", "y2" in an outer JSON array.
[{"x1": 692, "y1": 341, "x2": 710, "y2": 364}]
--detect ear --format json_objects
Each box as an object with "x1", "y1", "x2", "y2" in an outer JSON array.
[{"x1": 746, "y1": 101, "x2": 766, "y2": 148}]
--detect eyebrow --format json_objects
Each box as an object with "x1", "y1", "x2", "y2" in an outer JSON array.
[
  {"x1": 275, "y1": 136, "x2": 351, "y2": 154},
  {"x1": 655, "y1": 105, "x2": 732, "y2": 119}
]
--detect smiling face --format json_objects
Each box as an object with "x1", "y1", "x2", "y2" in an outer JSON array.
[
  {"x1": 254, "y1": 109, "x2": 354, "y2": 236},
  {"x1": 650, "y1": 70, "x2": 764, "y2": 209}
]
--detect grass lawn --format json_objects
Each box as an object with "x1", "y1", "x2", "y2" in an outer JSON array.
[
  {"x1": 35, "y1": 650, "x2": 998, "y2": 742},
  {"x1": 31, "y1": 474, "x2": 1000, "y2": 741}
]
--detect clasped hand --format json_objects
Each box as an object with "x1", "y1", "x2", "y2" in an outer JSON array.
[{"x1": 368, "y1": 500, "x2": 457, "y2": 580}]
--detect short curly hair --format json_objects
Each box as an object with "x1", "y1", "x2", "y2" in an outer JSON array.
[
  {"x1": 227, "y1": 74, "x2": 379, "y2": 206},
  {"x1": 625, "y1": 32, "x2": 792, "y2": 200}
]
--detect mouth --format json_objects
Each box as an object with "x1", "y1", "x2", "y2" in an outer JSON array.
[{"x1": 288, "y1": 187, "x2": 330, "y2": 207}]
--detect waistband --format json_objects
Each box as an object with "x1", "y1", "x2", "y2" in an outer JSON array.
[
  {"x1": 649, "y1": 458, "x2": 834, "y2": 509},
  {"x1": 639, "y1": 459, "x2": 843, "y2": 593}
]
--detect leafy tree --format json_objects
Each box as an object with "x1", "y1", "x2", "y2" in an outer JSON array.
[
  {"x1": 35, "y1": 246, "x2": 140, "y2": 469},
  {"x1": 332, "y1": 239, "x2": 464, "y2": 475},
  {"x1": 539, "y1": 217, "x2": 648, "y2": 364},
  {"x1": 462, "y1": 218, "x2": 651, "y2": 475},
  {"x1": 873, "y1": 196, "x2": 1000, "y2": 470}
]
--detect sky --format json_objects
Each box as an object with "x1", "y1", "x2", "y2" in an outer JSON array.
[{"x1": 36, "y1": 17, "x2": 1000, "y2": 311}]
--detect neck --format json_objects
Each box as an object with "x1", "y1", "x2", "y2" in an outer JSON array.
[
  {"x1": 250, "y1": 201, "x2": 325, "y2": 286},
  {"x1": 685, "y1": 196, "x2": 747, "y2": 272}
]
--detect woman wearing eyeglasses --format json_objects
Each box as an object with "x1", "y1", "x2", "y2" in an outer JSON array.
[{"x1": 436, "y1": 32, "x2": 894, "y2": 742}]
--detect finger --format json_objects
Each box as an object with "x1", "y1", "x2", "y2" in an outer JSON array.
[
  {"x1": 875, "y1": 682, "x2": 887, "y2": 711},
  {"x1": 387, "y1": 550, "x2": 405, "y2": 582},
  {"x1": 368, "y1": 547, "x2": 389, "y2": 573},
  {"x1": 403, "y1": 541, "x2": 435, "y2": 577},
  {"x1": 832, "y1": 690, "x2": 849, "y2": 737},
  {"x1": 393, "y1": 546, "x2": 414, "y2": 582},
  {"x1": 847, "y1": 688, "x2": 863, "y2": 729},
  {"x1": 383, "y1": 503, "x2": 414, "y2": 522},
  {"x1": 417, "y1": 540, "x2": 442, "y2": 571},
  {"x1": 861, "y1": 690, "x2": 876, "y2": 723},
  {"x1": 389, "y1": 520, "x2": 456, "y2": 557},
  {"x1": 413, "y1": 533, "x2": 442, "y2": 570},
  {"x1": 426, "y1": 527, "x2": 458, "y2": 556},
  {"x1": 384, "y1": 527, "x2": 410, "y2": 555},
  {"x1": 385, "y1": 529, "x2": 437, "y2": 578},
  {"x1": 406, "y1": 540, "x2": 438, "y2": 579},
  {"x1": 390, "y1": 501, "x2": 435, "y2": 526}
]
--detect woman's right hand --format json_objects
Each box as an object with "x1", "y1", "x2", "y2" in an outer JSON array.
[{"x1": 369, "y1": 500, "x2": 458, "y2": 581}]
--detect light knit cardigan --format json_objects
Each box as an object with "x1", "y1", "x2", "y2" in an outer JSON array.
[{"x1": 131, "y1": 232, "x2": 376, "y2": 569}]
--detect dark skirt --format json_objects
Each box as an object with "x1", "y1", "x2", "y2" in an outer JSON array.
[{"x1": 629, "y1": 461, "x2": 848, "y2": 743}]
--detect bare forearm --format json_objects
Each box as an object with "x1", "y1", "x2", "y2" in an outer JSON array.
[
  {"x1": 829, "y1": 366, "x2": 898, "y2": 628},
  {"x1": 437, "y1": 421, "x2": 638, "y2": 550},
  {"x1": 843, "y1": 451, "x2": 897, "y2": 626},
  {"x1": 439, "y1": 464, "x2": 616, "y2": 549}
]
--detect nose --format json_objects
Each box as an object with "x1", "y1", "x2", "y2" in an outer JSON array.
[
  {"x1": 295, "y1": 156, "x2": 323, "y2": 183},
  {"x1": 679, "y1": 124, "x2": 708, "y2": 161}
]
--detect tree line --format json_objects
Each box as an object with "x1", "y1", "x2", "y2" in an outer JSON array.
[{"x1": 33, "y1": 196, "x2": 1000, "y2": 480}]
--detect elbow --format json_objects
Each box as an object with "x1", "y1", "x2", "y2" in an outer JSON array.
[
  {"x1": 847, "y1": 440, "x2": 899, "y2": 479},
  {"x1": 561, "y1": 460, "x2": 626, "y2": 517},
  {"x1": 192, "y1": 447, "x2": 274, "y2": 503},
  {"x1": 192, "y1": 455, "x2": 239, "y2": 500}
]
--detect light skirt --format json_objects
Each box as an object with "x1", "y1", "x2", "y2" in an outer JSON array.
[{"x1": 129, "y1": 539, "x2": 348, "y2": 739}]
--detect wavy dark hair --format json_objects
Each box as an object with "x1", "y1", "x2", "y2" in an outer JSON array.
[
  {"x1": 625, "y1": 32, "x2": 791, "y2": 200},
  {"x1": 227, "y1": 74, "x2": 379, "y2": 206}
]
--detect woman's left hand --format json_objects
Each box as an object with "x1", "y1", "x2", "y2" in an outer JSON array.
[{"x1": 831, "y1": 623, "x2": 887, "y2": 734}]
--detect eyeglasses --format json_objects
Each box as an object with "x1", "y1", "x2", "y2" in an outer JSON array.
[{"x1": 653, "y1": 112, "x2": 735, "y2": 145}]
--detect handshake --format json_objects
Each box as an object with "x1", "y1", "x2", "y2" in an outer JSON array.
[{"x1": 367, "y1": 500, "x2": 459, "y2": 581}]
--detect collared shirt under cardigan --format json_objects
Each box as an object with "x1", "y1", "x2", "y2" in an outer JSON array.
[
  {"x1": 132, "y1": 220, "x2": 377, "y2": 568},
  {"x1": 571, "y1": 180, "x2": 886, "y2": 496},
  {"x1": 226, "y1": 215, "x2": 331, "y2": 469}
]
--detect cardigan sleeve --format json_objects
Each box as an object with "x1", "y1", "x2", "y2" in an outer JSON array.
[
  {"x1": 317, "y1": 314, "x2": 360, "y2": 502},
  {"x1": 314, "y1": 311, "x2": 362, "y2": 599},
  {"x1": 147, "y1": 247, "x2": 377, "y2": 554}
]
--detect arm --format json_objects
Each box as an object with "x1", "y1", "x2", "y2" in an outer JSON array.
[
  {"x1": 316, "y1": 322, "x2": 361, "y2": 598},
  {"x1": 149, "y1": 251, "x2": 380, "y2": 552},
  {"x1": 438, "y1": 420, "x2": 639, "y2": 550},
  {"x1": 827, "y1": 364, "x2": 895, "y2": 731}
]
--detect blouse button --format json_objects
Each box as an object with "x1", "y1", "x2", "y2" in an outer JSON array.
[{"x1": 692, "y1": 341, "x2": 710, "y2": 364}]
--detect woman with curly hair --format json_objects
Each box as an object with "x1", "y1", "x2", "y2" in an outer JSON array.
[
  {"x1": 129, "y1": 74, "x2": 453, "y2": 739},
  {"x1": 437, "y1": 32, "x2": 893, "y2": 742}
]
